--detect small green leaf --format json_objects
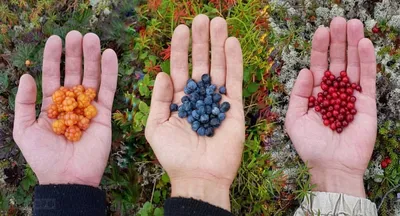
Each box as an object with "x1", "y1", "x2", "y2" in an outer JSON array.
[
  {"x1": 139, "y1": 85, "x2": 150, "y2": 97},
  {"x1": 134, "y1": 112, "x2": 144, "y2": 123},
  {"x1": 153, "y1": 190, "x2": 161, "y2": 204},
  {"x1": 247, "y1": 83, "x2": 260, "y2": 93},
  {"x1": 154, "y1": 208, "x2": 164, "y2": 216},
  {"x1": 140, "y1": 52, "x2": 148, "y2": 60},
  {"x1": 139, "y1": 101, "x2": 149, "y2": 114},
  {"x1": 160, "y1": 61, "x2": 170, "y2": 74},
  {"x1": 161, "y1": 173, "x2": 170, "y2": 183}
]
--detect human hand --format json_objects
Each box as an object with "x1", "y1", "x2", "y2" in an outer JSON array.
[
  {"x1": 285, "y1": 18, "x2": 377, "y2": 198},
  {"x1": 13, "y1": 31, "x2": 118, "y2": 187},
  {"x1": 145, "y1": 15, "x2": 244, "y2": 211}
]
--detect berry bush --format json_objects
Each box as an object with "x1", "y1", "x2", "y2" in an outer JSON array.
[{"x1": 0, "y1": 0, "x2": 399, "y2": 215}]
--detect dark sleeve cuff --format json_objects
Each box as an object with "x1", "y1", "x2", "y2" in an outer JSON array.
[
  {"x1": 34, "y1": 184, "x2": 106, "y2": 216},
  {"x1": 164, "y1": 197, "x2": 234, "y2": 216}
]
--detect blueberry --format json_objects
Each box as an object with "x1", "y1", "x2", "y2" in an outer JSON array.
[
  {"x1": 190, "y1": 101, "x2": 196, "y2": 109},
  {"x1": 211, "y1": 107, "x2": 220, "y2": 115},
  {"x1": 199, "y1": 95, "x2": 205, "y2": 100},
  {"x1": 190, "y1": 93, "x2": 200, "y2": 101},
  {"x1": 201, "y1": 74, "x2": 211, "y2": 84},
  {"x1": 196, "y1": 100, "x2": 205, "y2": 109},
  {"x1": 170, "y1": 104, "x2": 178, "y2": 112},
  {"x1": 184, "y1": 86, "x2": 193, "y2": 94},
  {"x1": 187, "y1": 115, "x2": 194, "y2": 123},
  {"x1": 183, "y1": 102, "x2": 192, "y2": 111},
  {"x1": 220, "y1": 102, "x2": 231, "y2": 113},
  {"x1": 212, "y1": 93, "x2": 222, "y2": 103},
  {"x1": 187, "y1": 78, "x2": 195, "y2": 84},
  {"x1": 192, "y1": 110, "x2": 200, "y2": 120},
  {"x1": 205, "y1": 105, "x2": 212, "y2": 114},
  {"x1": 192, "y1": 121, "x2": 200, "y2": 131},
  {"x1": 218, "y1": 113, "x2": 226, "y2": 121},
  {"x1": 197, "y1": 127, "x2": 206, "y2": 136},
  {"x1": 199, "y1": 87, "x2": 206, "y2": 95},
  {"x1": 203, "y1": 123, "x2": 210, "y2": 128},
  {"x1": 210, "y1": 118, "x2": 220, "y2": 127},
  {"x1": 178, "y1": 105, "x2": 184, "y2": 112},
  {"x1": 212, "y1": 103, "x2": 219, "y2": 108},
  {"x1": 204, "y1": 96, "x2": 213, "y2": 105},
  {"x1": 206, "y1": 85, "x2": 216, "y2": 95},
  {"x1": 197, "y1": 81, "x2": 205, "y2": 88},
  {"x1": 178, "y1": 110, "x2": 187, "y2": 118},
  {"x1": 219, "y1": 86, "x2": 226, "y2": 94},
  {"x1": 198, "y1": 106, "x2": 206, "y2": 115},
  {"x1": 187, "y1": 80, "x2": 197, "y2": 90},
  {"x1": 181, "y1": 96, "x2": 190, "y2": 103},
  {"x1": 200, "y1": 114, "x2": 209, "y2": 123},
  {"x1": 205, "y1": 127, "x2": 214, "y2": 137}
]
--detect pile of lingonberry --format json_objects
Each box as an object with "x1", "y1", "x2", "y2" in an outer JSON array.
[
  {"x1": 48, "y1": 85, "x2": 97, "y2": 141},
  {"x1": 170, "y1": 74, "x2": 230, "y2": 137},
  {"x1": 308, "y1": 71, "x2": 362, "y2": 133}
]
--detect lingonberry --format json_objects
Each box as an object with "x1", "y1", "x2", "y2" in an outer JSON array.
[
  {"x1": 338, "y1": 114, "x2": 344, "y2": 121},
  {"x1": 339, "y1": 108, "x2": 346, "y2": 114},
  {"x1": 351, "y1": 83, "x2": 357, "y2": 89},
  {"x1": 326, "y1": 80, "x2": 332, "y2": 86},
  {"x1": 339, "y1": 88, "x2": 345, "y2": 93},
  {"x1": 355, "y1": 85, "x2": 362, "y2": 92},
  {"x1": 346, "y1": 114, "x2": 354, "y2": 122},
  {"x1": 323, "y1": 120, "x2": 330, "y2": 126},
  {"x1": 322, "y1": 100, "x2": 329, "y2": 107},
  {"x1": 333, "y1": 81, "x2": 339, "y2": 88},
  {"x1": 65, "y1": 125, "x2": 82, "y2": 142},
  {"x1": 342, "y1": 77, "x2": 349, "y2": 83},
  {"x1": 317, "y1": 92, "x2": 323, "y2": 97},
  {"x1": 336, "y1": 127, "x2": 343, "y2": 133},
  {"x1": 321, "y1": 109, "x2": 327, "y2": 115},
  {"x1": 52, "y1": 119, "x2": 67, "y2": 135},
  {"x1": 321, "y1": 84, "x2": 328, "y2": 91},
  {"x1": 381, "y1": 160, "x2": 388, "y2": 169},
  {"x1": 326, "y1": 95, "x2": 332, "y2": 100},
  {"x1": 308, "y1": 96, "x2": 315, "y2": 103},
  {"x1": 327, "y1": 112, "x2": 332, "y2": 118},
  {"x1": 322, "y1": 76, "x2": 328, "y2": 82},
  {"x1": 329, "y1": 117, "x2": 335, "y2": 122},
  {"x1": 330, "y1": 123, "x2": 336, "y2": 130},
  {"x1": 335, "y1": 121, "x2": 342, "y2": 128},
  {"x1": 328, "y1": 106, "x2": 334, "y2": 112},
  {"x1": 328, "y1": 87, "x2": 335, "y2": 94},
  {"x1": 324, "y1": 71, "x2": 332, "y2": 77},
  {"x1": 340, "y1": 71, "x2": 347, "y2": 77},
  {"x1": 349, "y1": 96, "x2": 356, "y2": 103},
  {"x1": 340, "y1": 93, "x2": 347, "y2": 100},
  {"x1": 372, "y1": 25, "x2": 380, "y2": 34},
  {"x1": 322, "y1": 115, "x2": 328, "y2": 120},
  {"x1": 347, "y1": 102, "x2": 354, "y2": 109},
  {"x1": 342, "y1": 120, "x2": 348, "y2": 127},
  {"x1": 333, "y1": 110, "x2": 339, "y2": 117},
  {"x1": 350, "y1": 109, "x2": 357, "y2": 115},
  {"x1": 334, "y1": 104, "x2": 340, "y2": 110},
  {"x1": 336, "y1": 77, "x2": 342, "y2": 82},
  {"x1": 346, "y1": 87, "x2": 353, "y2": 95},
  {"x1": 317, "y1": 96, "x2": 324, "y2": 103},
  {"x1": 332, "y1": 92, "x2": 338, "y2": 98},
  {"x1": 329, "y1": 75, "x2": 335, "y2": 81},
  {"x1": 47, "y1": 104, "x2": 59, "y2": 119},
  {"x1": 315, "y1": 106, "x2": 321, "y2": 112}
]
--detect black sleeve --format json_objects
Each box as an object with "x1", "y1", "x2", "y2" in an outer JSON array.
[
  {"x1": 33, "y1": 184, "x2": 106, "y2": 216},
  {"x1": 164, "y1": 197, "x2": 234, "y2": 216}
]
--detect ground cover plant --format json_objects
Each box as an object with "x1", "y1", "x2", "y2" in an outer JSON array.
[{"x1": 0, "y1": 0, "x2": 399, "y2": 215}]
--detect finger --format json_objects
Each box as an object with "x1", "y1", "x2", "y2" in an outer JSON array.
[
  {"x1": 329, "y1": 17, "x2": 347, "y2": 76},
  {"x1": 346, "y1": 19, "x2": 364, "y2": 83},
  {"x1": 146, "y1": 72, "x2": 173, "y2": 130},
  {"x1": 42, "y1": 35, "x2": 62, "y2": 97},
  {"x1": 171, "y1": 25, "x2": 189, "y2": 92},
  {"x1": 310, "y1": 27, "x2": 330, "y2": 86},
  {"x1": 358, "y1": 38, "x2": 376, "y2": 99},
  {"x1": 210, "y1": 17, "x2": 228, "y2": 86},
  {"x1": 286, "y1": 69, "x2": 314, "y2": 128},
  {"x1": 191, "y1": 15, "x2": 210, "y2": 81},
  {"x1": 225, "y1": 37, "x2": 243, "y2": 102},
  {"x1": 14, "y1": 74, "x2": 37, "y2": 138},
  {"x1": 98, "y1": 49, "x2": 118, "y2": 112},
  {"x1": 64, "y1": 31, "x2": 83, "y2": 88},
  {"x1": 82, "y1": 33, "x2": 101, "y2": 91}
]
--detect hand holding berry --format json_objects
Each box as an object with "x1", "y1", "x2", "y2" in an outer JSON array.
[
  {"x1": 285, "y1": 18, "x2": 377, "y2": 197},
  {"x1": 13, "y1": 31, "x2": 118, "y2": 187},
  {"x1": 145, "y1": 15, "x2": 245, "y2": 211}
]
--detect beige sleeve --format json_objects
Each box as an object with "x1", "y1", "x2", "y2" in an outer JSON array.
[{"x1": 294, "y1": 192, "x2": 377, "y2": 216}]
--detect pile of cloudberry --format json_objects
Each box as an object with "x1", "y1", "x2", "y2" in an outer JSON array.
[
  {"x1": 170, "y1": 74, "x2": 230, "y2": 137},
  {"x1": 308, "y1": 71, "x2": 362, "y2": 133},
  {"x1": 48, "y1": 85, "x2": 97, "y2": 141}
]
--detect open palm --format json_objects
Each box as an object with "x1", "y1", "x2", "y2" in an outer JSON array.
[
  {"x1": 145, "y1": 15, "x2": 244, "y2": 210},
  {"x1": 285, "y1": 18, "x2": 377, "y2": 197},
  {"x1": 13, "y1": 31, "x2": 118, "y2": 187}
]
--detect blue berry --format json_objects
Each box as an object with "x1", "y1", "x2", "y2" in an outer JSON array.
[
  {"x1": 205, "y1": 127, "x2": 214, "y2": 137},
  {"x1": 200, "y1": 114, "x2": 209, "y2": 123},
  {"x1": 192, "y1": 110, "x2": 200, "y2": 120},
  {"x1": 184, "y1": 86, "x2": 193, "y2": 94},
  {"x1": 187, "y1": 115, "x2": 194, "y2": 124},
  {"x1": 199, "y1": 95, "x2": 205, "y2": 100},
  {"x1": 196, "y1": 100, "x2": 205, "y2": 109},
  {"x1": 212, "y1": 103, "x2": 219, "y2": 109},
  {"x1": 183, "y1": 102, "x2": 192, "y2": 112},
  {"x1": 199, "y1": 87, "x2": 206, "y2": 95},
  {"x1": 178, "y1": 105, "x2": 184, "y2": 112},
  {"x1": 212, "y1": 93, "x2": 222, "y2": 103},
  {"x1": 170, "y1": 104, "x2": 178, "y2": 112},
  {"x1": 219, "y1": 86, "x2": 226, "y2": 94},
  {"x1": 201, "y1": 74, "x2": 211, "y2": 84},
  {"x1": 198, "y1": 106, "x2": 206, "y2": 115},
  {"x1": 197, "y1": 127, "x2": 206, "y2": 136},
  {"x1": 206, "y1": 85, "x2": 216, "y2": 95},
  {"x1": 205, "y1": 105, "x2": 212, "y2": 114},
  {"x1": 211, "y1": 107, "x2": 220, "y2": 115},
  {"x1": 187, "y1": 78, "x2": 195, "y2": 84},
  {"x1": 197, "y1": 81, "x2": 205, "y2": 88},
  {"x1": 190, "y1": 93, "x2": 200, "y2": 101},
  {"x1": 187, "y1": 80, "x2": 197, "y2": 90},
  {"x1": 218, "y1": 113, "x2": 226, "y2": 121},
  {"x1": 210, "y1": 118, "x2": 220, "y2": 127},
  {"x1": 203, "y1": 123, "x2": 210, "y2": 128},
  {"x1": 192, "y1": 121, "x2": 200, "y2": 131},
  {"x1": 181, "y1": 96, "x2": 190, "y2": 103},
  {"x1": 178, "y1": 110, "x2": 187, "y2": 118},
  {"x1": 220, "y1": 102, "x2": 231, "y2": 113},
  {"x1": 204, "y1": 96, "x2": 213, "y2": 105}
]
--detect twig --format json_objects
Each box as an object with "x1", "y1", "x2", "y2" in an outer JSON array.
[{"x1": 378, "y1": 183, "x2": 400, "y2": 210}]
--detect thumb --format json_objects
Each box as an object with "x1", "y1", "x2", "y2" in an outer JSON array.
[
  {"x1": 145, "y1": 72, "x2": 173, "y2": 136},
  {"x1": 285, "y1": 69, "x2": 314, "y2": 130},
  {"x1": 13, "y1": 74, "x2": 37, "y2": 140}
]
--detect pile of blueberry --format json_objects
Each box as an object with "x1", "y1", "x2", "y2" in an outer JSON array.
[{"x1": 170, "y1": 74, "x2": 230, "y2": 137}]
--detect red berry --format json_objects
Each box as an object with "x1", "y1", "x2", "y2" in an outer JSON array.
[
  {"x1": 323, "y1": 119, "x2": 330, "y2": 126},
  {"x1": 333, "y1": 110, "x2": 339, "y2": 117},
  {"x1": 326, "y1": 95, "x2": 332, "y2": 100},
  {"x1": 386, "y1": 158, "x2": 392, "y2": 164},
  {"x1": 349, "y1": 96, "x2": 356, "y2": 103},
  {"x1": 350, "y1": 109, "x2": 357, "y2": 115},
  {"x1": 347, "y1": 102, "x2": 354, "y2": 109},
  {"x1": 351, "y1": 83, "x2": 357, "y2": 89},
  {"x1": 321, "y1": 84, "x2": 329, "y2": 91},
  {"x1": 315, "y1": 106, "x2": 321, "y2": 112},
  {"x1": 346, "y1": 114, "x2": 354, "y2": 122},
  {"x1": 372, "y1": 26, "x2": 380, "y2": 34},
  {"x1": 326, "y1": 80, "x2": 332, "y2": 86},
  {"x1": 346, "y1": 87, "x2": 353, "y2": 95},
  {"x1": 317, "y1": 92, "x2": 323, "y2": 97},
  {"x1": 332, "y1": 92, "x2": 338, "y2": 98},
  {"x1": 328, "y1": 87, "x2": 335, "y2": 94},
  {"x1": 342, "y1": 120, "x2": 348, "y2": 127},
  {"x1": 336, "y1": 127, "x2": 343, "y2": 133},
  {"x1": 340, "y1": 101, "x2": 347, "y2": 107},
  {"x1": 330, "y1": 123, "x2": 336, "y2": 130},
  {"x1": 339, "y1": 82, "x2": 346, "y2": 87},
  {"x1": 335, "y1": 99, "x2": 341, "y2": 105},
  {"x1": 338, "y1": 114, "x2": 344, "y2": 121},
  {"x1": 327, "y1": 112, "x2": 332, "y2": 117},
  {"x1": 340, "y1": 93, "x2": 347, "y2": 100},
  {"x1": 336, "y1": 121, "x2": 342, "y2": 128},
  {"x1": 317, "y1": 96, "x2": 324, "y2": 103},
  {"x1": 328, "y1": 106, "x2": 334, "y2": 112},
  {"x1": 381, "y1": 161, "x2": 388, "y2": 169},
  {"x1": 322, "y1": 100, "x2": 330, "y2": 107},
  {"x1": 336, "y1": 77, "x2": 342, "y2": 82},
  {"x1": 321, "y1": 109, "x2": 327, "y2": 115},
  {"x1": 322, "y1": 76, "x2": 328, "y2": 82},
  {"x1": 340, "y1": 71, "x2": 347, "y2": 77},
  {"x1": 323, "y1": 91, "x2": 328, "y2": 96},
  {"x1": 329, "y1": 117, "x2": 335, "y2": 122},
  {"x1": 324, "y1": 71, "x2": 332, "y2": 77},
  {"x1": 340, "y1": 88, "x2": 346, "y2": 93},
  {"x1": 322, "y1": 115, "x2": 328, "y2": 120},
  {"x1": 330, "y1": 99, "x2": 336, "y2": 105},
  {"x1": 328, "y1": 75, "x2": 334, "y2": 81},
  {"x1": 308, "y1": 102, "x2": 315, "y2": 107},
  {"x1": 333, "y1": 81, "x2": 339, "y2": 88},
  {"x1": 342, "y1": 77, "x2": 349, "y2": 83},
  {"x1": 346, "y1": 83, "x2": 351, "y2": 88},
  {"x1": 356, "y1": 85, "x2": 362, "y2": 92},
  {"x1": 339, "y1": 108, "x2": 346, "y2": 114},
  {"x1": 334, "y1": 104, "x2": 340, "y2": 110},
  {"x1": 309, "y1": 96, "x2": 316, "y2": 103}
]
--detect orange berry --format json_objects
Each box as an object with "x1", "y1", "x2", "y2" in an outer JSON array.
[
  {"x1": 58, "y1": 112, "x2": 66, "y2": 120},
  {"x1": 62, "y1": 97, "x2": 78, "y2": 112},
  {"x1": 77, "y1": 94, "x2": 91, "y2": 108},
  {"x1": 84, "y1": 105, "x2": 97, "y2": 119},
  {"x1": 60, "y1": 86, "x2": 69, "y2": 93},
  {"x1": 52, "y1": 90, "x2": 66, "y2": 104},
  {"x1": 77, "y1": 115, "x2": 90, "y2": 130},
  {"x1": 57, "y1": 103, "x2": 64, "y2": 112},
  {"x1": 63, "y1": 112, "x2": 79, "y2": 126},
  {"x1": 65, "y1": 90, "x2": 76, "y2": 98},
  {"x1": 74, "y1": 107, "x2": 84, "y2": 115},
  {"x1": 52, "y1": 119, "x2": 67, "y2": 135},
  {"x1": 47, "y1": 104, "x2": 59, "y2": 119},
  {"x1": 65, "y1": 125, "x2": 82, "y2": 142},
  {"x1": 73, "y1": 85, "x2": 85, "y2": 96},
  {"x1": 85, "y1": 88, "x2": 96, "y2": 101}
]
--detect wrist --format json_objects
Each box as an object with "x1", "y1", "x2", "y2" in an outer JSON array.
[
  {"x1": 310, "y1": 168, "x2": 366, "y2": 198},
  {"x1": 38, "y1": 174, "x2": 100, "y2": 187},
  {"x1": 171, "y1": 178, "x2": 231, "y2": 211}
]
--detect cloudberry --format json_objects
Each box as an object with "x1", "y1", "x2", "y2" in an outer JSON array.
[
  {"x1": 57, "y1": 103, "x2": 64, "y2": 112},
  {"x1": 65, "y1": 90, "x2": 76, "y2": 98},
  {"x1": 73, "y1": 85, "x2": 85, "y2": 96},
  {"x1": 62, "y1": 97, "x2": 78, "y2": 112},
  {"x1": 84, "y1": 105, "x2": 97, "y2": 119},
  {"x1": 59, "y1": 87, "x2": 69, "y2": 93},
  {"x1": 52, "y1": 90, "x2": 66, "y2": 104},
  {"x1": 58, "y1": 112, "x2": 66, "y2": 120},
  {"x1": 77, "y1": 115, "x2": 90, "y2": 131},
  {"x1": 77, "y1": 94, "x2": 91, "y2": 108},
  {"x1": 74, "y1": 107, "x2": 84, "y2": 115},
  {"x1": 52, "y1": 119, "x2": 67, "y2": 135},
  {"x1": 47, "y1": 104, "x2": 59, "y2": 119},
  {"x1": 63, "y1": 112, "x2": 79, "y2": 126},
  {"x1": 85, "y1": 88, "x2": 96, "y2": 101},
  {"x1": 65, "y1": 125, "x2": 82, "y2": 142}
]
